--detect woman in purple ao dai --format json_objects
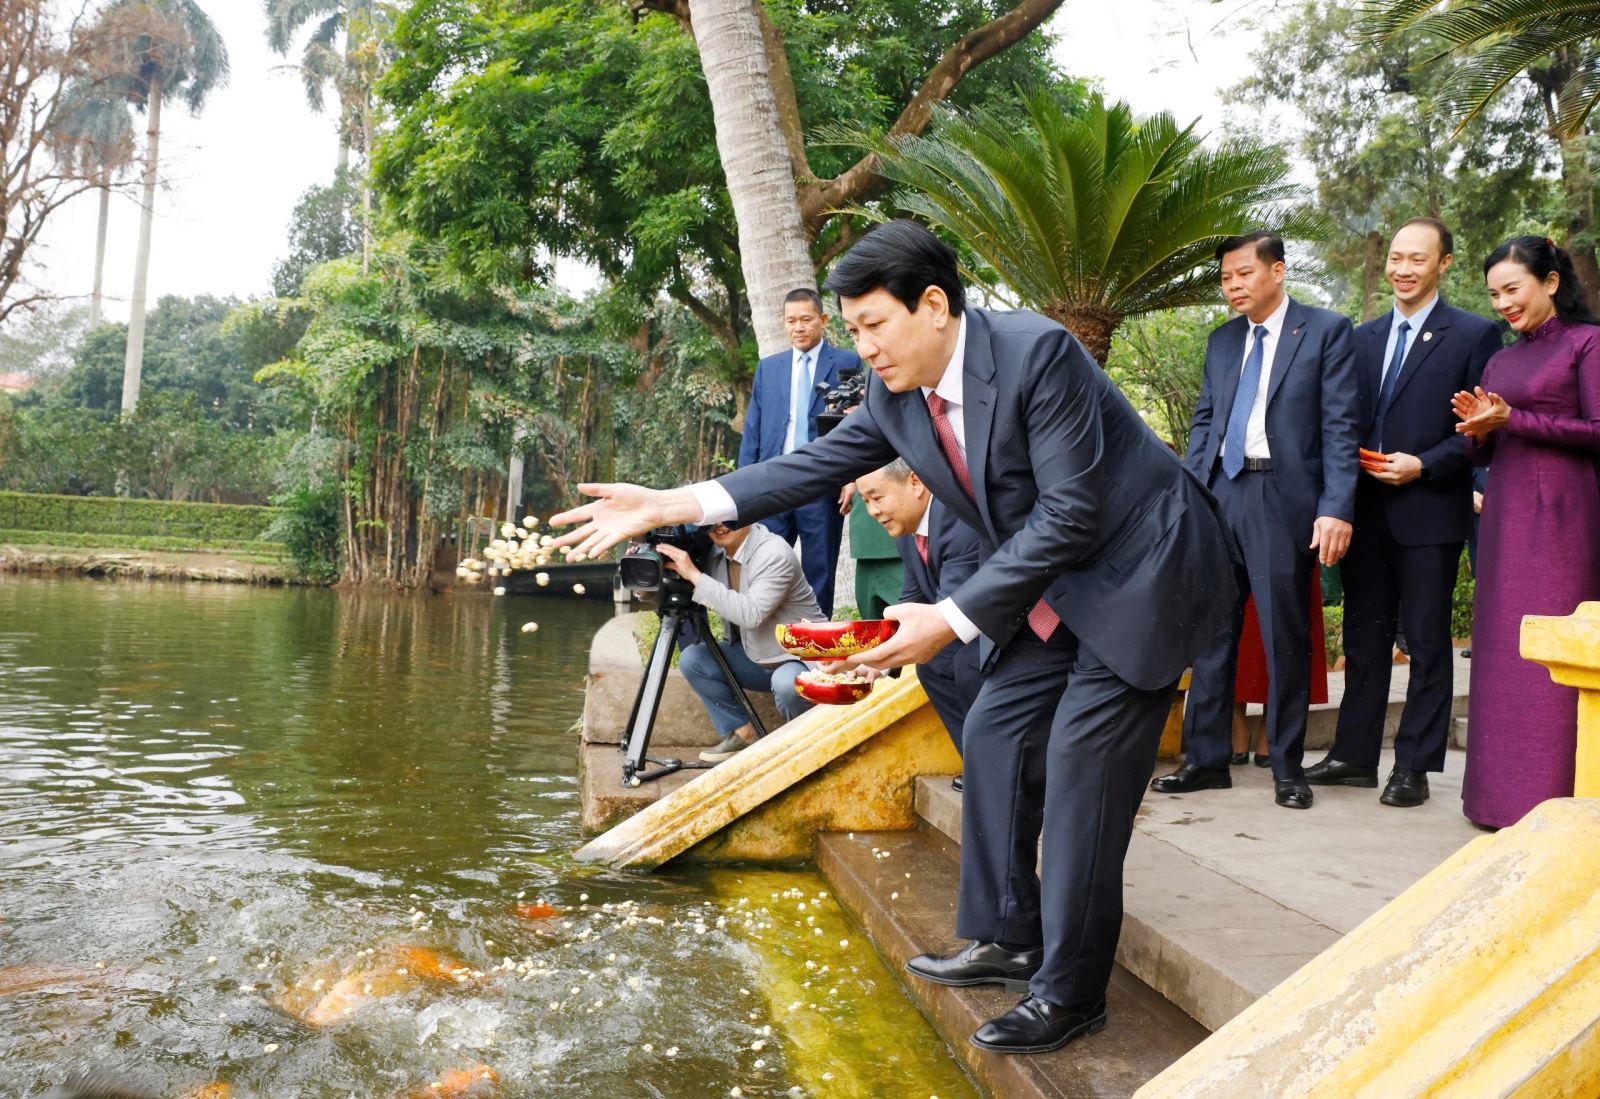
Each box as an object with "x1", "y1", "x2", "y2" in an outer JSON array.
[{"x1": 1455, "y1": 236, "x2": 1600, "y2": 829}]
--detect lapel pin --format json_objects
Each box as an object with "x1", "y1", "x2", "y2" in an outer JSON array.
[
  {"x1": 1291, "y1": 328, "x2": 1301, "y2": 337},
  {"x1": 1423, "y1": 331, "x2": 1433, "y2": 342}
]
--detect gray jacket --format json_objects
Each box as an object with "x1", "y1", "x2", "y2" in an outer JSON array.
[{"x1": 692, "y1": 523, "x2": 823, "y2": 666}]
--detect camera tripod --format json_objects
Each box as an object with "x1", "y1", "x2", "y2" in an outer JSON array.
[{"x1": 621, "y1": 584, "x2": 767, "y2": 787}]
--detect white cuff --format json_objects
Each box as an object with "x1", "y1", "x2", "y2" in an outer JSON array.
[
  {"x1": 687, "y1": 481, "x2": 738, "y2": 525},
  {"x1": 937, "y1": 597, "x2": 981, "y2": 644}
]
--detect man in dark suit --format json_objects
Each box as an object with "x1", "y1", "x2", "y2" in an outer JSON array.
[
  {"x1": 552, "y1": 221, "x2": 1238, "y2": 1055},
  {"x1": 853, "y1": 458, "x2": 981, "y2": 764},
  {"x1": 738, "y1": 288, "x2": 862, "y2": 616},
  {"x1": 1152, "y1": 232, "x2": 1361, "y2": 810},
  {"x1": 1305, "y1": 219, "x2": 1502, "y2": 806}
]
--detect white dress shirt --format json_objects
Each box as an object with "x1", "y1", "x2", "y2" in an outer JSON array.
[
  {"x1": 689, "y1": 314, "x2": 984, "y2": 646},
  {"x1": 1383, "y1": 294, "x2": 1439, "y2": 384},
  {"x1": 785, "y1": 341, "x2": 825, "y2": 454},
  {"x1": 1222, "y1": 293, "x2": 1291, "y2": 459}
]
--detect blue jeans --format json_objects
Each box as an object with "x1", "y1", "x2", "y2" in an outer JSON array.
[{"x1": 678, "y1": 641, "x2": 811, "y2": 737}]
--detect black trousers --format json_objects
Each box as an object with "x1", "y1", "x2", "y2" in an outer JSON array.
[
  {"x1": 1184, "y1": 470, "x2": 1316, "y2": 778},
  {"x1": 919, "y1": 640, "x2": 980, "y2": 755},
  {"x1": 957, "y1": 632, "x2": 1176, "y2": 1007},
  {"x1": 1331, "y1": 495, "x2": 1462, "y2": 772}
]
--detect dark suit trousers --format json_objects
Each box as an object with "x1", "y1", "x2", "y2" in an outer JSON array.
[
  {"x1": 957, "y1": 633, "x2": 1176, "y2": 1007},
  {"x1": 1333, "y1": 494, "x2": 1462, "y2": 772},
  {"x1": 758, "y1": 494, "x2": 844, "y2": 617},
  {"x1": 918, "y1": 640, "x2": 979, "y2": 755},
  {"x1": 1184, "y1": 469, "x2": 1316, "y2": 777}
]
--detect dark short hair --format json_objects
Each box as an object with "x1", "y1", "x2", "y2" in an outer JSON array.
[
  {"x1": 1215, "y1": 231, "x2": 1285, "y2": 266},
  {"x1": 1396, "y1": 217, "x2": 1455, "y2": 258},
  {"x1": 783, "y1": 287, "x2": 824, "y2": 314},
  {"x1": 1483, "y1": 235, "x2": 1597, "y2": 324},
  {"x1": 824, "y1": 220, "x2": 966, "y2": 316}
]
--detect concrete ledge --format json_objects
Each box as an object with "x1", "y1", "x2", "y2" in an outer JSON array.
[
  {"x1": 1247, "y1": 648, "x2": 1471, "y2": 753},
  {"x1": 816, "y1": 829, "x2": 1207, "y2": 1099},
  {"x1": 581, "y1": 613, "x2": 780, "y2": 748}
]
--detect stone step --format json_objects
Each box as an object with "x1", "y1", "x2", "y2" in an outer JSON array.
[
  {"x1": 816, "y1": 828, "x2": 1208, "y2": 1099},
  {"x1": 916, "y1": 748, "x2": 1483, "y2": 1038}
]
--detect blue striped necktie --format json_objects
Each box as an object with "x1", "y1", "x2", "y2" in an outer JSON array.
[
  {"x1": 1222, "y1": 325, "x2": 1269, "y2": 480},
  {"x1": 1368, "y1": 320, "x2": 1411, "y2": 449},
  {"x1": 793, "y1": 351, "x2": 812, "y2": 447}
]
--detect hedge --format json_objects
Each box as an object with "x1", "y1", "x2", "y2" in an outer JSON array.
[
  {"x1": 0, "y1": 529, "x2": 289, "y2": 560},
  {"x1": 0, "y1": 492, "x2": 285, "y2": 543}
]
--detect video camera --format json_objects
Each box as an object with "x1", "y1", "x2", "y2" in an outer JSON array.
[
  {"x1": 617, "y1": 524, "x2": 715, "y2": 597},
  {"x1": 815, "y1": 366, "x2": 866, "y2": 437}
]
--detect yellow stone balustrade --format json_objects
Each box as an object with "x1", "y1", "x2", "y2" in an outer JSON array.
[{"x1": 1522, "y1": 600, "x2": 1600, "y2": 797}]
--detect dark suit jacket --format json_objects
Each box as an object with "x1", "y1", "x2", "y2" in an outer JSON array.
[
  {"x1": 896, "y1": 498, "x2": 980, "y2": 606},
  {"x1": 737, "y1": 341, "x2": 862, "y2": 467},
  {"x1": 1353, "y1": 302, "x2": 1503, "y2": 545},
  {"x1": 1186, "y1": 298, "x2": 1362, "y2": 540},
  {"x1": 715, "y1": 307, "x2": 1239, "y2": 691}
]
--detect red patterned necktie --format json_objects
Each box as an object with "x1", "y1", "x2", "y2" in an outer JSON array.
[
  {"x1": 914, "y1": 533, "x2": 929, "y2": 563},
  {"x1": 925, "y1": 392, "x2": 1059, "y2": 641}
]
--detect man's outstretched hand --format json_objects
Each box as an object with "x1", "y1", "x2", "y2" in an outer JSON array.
[
  {"x1": 549, "y1": 482, "x2": 703, "y2": 558},
  {"x1": 841, "y1": 601, "x2": 957, "y2": 671}
]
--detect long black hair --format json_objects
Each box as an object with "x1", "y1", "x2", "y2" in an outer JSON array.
[{"x1": 1482, "y1": 235, "x2": 1596, "y2": 324}]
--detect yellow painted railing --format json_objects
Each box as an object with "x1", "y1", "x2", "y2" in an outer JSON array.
[{"x1": 1522, "y1": 600, "x2": 1600, "y2": 797}]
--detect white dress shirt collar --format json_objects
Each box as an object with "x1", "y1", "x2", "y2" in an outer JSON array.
[
  {"x1": 920, "y1": 313, "x2": 967, "y2": 408},
  {"x1": 915, "y1": 501, "x2": 932, "y2": 540},
  {"x1": 1391, "y1": 294, "x2": 1439, "y2": 338},
  {"x1": 1251, "y1": 293, "x2": 1291, "y2": 340}
]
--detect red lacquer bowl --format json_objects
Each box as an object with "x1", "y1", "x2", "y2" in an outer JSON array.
[
  {"x1": 775, "y1": 619, "x2": 898, "y2": 660},
  {"x1": 794, "y1": 670, "x2": 874, "y2": 705}
]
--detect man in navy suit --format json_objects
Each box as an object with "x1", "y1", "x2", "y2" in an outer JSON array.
[
  {"x1": 738, "y1": 288, "x2": 862, "y2": 616},
  {"x1": 1305, "y1": 219, "x2": 1502, "y2": 807},
  {"x1": 552, "y1": 221, "x2": 1238, "y2": 1055},
  {"x1": 1152, "y1": 232, "x2": 1361, "y2": 810},
  {"x1": 852, "y1": 457, "x2": 980, "y2": 763}
]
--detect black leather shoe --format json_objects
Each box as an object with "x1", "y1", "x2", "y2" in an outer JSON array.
[
  {"x1": 1380, "y1": 767, "x2": 1430, "y2": 807},
  {"x1": 906, "y1": 940, "x2": 1043, "y2": 993},
  {"x1": 971, "y1": 994, "x2": 1108, "y2": 1054},
  {"x1": 1252, "y1": 752, "x2": 1271, "y2": 768},
  {"x1": 1275, "y1": 779, "x2": 1313, "y2": 809},
  {"x1": 952, "y1": 774, "x2": 964, "y2": 792},
  {"x1": 1304, "y1": 756, "x2": 1379, "y2": 788},
  {"x1": 1229, "y1": 751, "x2": 1249, "y2": 766},
  {"x1": 1150, "y1": 763, "x2": 1232, "y2": 794}
]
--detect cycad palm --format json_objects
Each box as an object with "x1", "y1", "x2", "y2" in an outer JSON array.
[
  {"x1": 1363, "y1": 0, "x2": 1600, "y2": 137},
  {"x1": 100, "y1": 0, "x2": 228, "y2": 418},
  {"x1": 874, "y1": 92, "x2": 1314, "y2": 363}
]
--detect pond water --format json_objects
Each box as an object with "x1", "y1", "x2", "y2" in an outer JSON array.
[{"x1": 0, "y1": 576, "x2": 977, "y2": 1099}]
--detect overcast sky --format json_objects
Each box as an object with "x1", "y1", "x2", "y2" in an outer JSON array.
[{"x1": 24, "y1": 0, "x2": 1280, "y2": 327}]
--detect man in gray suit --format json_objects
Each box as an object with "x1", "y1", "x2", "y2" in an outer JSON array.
[
  {"x1": 553, "y1": 221, "x2": 1238, "y2": 1055},
  {"x1": 1152, "y1": 232, "x2": 1361, "y2": 810},
  {"x1": 655, "y1": 521, "x2": 821, "y2": 763}
]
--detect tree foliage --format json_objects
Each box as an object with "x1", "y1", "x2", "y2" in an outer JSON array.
[
  {"x1": 868, "y1": 92, "x2": 1315, "y2": 362},
  {"x1": 1233, "y1": 0, "x2": 1559, "y2": 320}
]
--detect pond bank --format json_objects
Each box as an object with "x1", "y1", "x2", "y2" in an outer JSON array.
[{"x1": 0, "y1": 542, "x2": 301, "y2": 585}]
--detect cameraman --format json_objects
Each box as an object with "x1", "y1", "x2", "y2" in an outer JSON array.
[{"x1": 655, "y1": 521, "x2": 824, "y2": 763}]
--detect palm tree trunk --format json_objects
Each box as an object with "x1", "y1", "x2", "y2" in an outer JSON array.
[
  {"x1": 121, "y1": 86, "x2": 162, "y2": 417},
  {"x1": 90, "y1": 169, "x2": 110, "y2": 328},
  {"x1": 1557, "y1": 135, "x2": 1600, "y2": 317},
  {"x1": 685, "y1": 0, "x2": 815, "y2": 357}
]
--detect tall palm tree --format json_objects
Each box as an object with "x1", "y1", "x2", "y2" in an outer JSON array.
[
  {"x1": 264, "y1": 0, "x2": 380, "y2": 171},
  {"x1": 871, "y1": 93, "x2": 1318, "y2": 364},
  {"x1": 101, "y1": 0, "x2": 228, "y2": 417},
  {"x1": 684, "y1": 0, "x2": 817, "y2": 356},
  {"x1": 51, "y1": 84, "x2": 135, "y2": 327},
  {"x1": 1362, "y1": 0, "x2": 1600, "y2": 311}
]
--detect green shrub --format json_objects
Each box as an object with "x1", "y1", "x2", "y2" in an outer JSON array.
[
  {"x1": 0, "y1": 491, "x2": 282, "y2": 542},
  {"x1": 1452, "y1": 553, "x2": 1475, "y2": 641},
  {"x1": 0, "y1": 528, "x2": 288, "y2": 559},
  {"x1": 1323, "y1": 604, "x2": 1344, "y2": 669}
]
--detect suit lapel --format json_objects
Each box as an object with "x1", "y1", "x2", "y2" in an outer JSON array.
[
  {"x1": 1386, "y1": 302, "x2": 1451, "y2": 406},
  {"x1": 1217, "y1": 317, "x2": 1249, "y2": 423},
  {"x1": 807, "y1": 344, "x2": 835, "y2": 418},
  {"x1": 960, "y1": 311, "x2": 1000, "y2": 541},
  {"x1": 1264, "y1": 299, "x2": 1309, "y2": 407}
]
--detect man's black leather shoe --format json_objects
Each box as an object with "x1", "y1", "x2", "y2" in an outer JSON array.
[
  {"x1": 971, "y1": 994, "x2": 1108, "y2": 1054},
  {"x1": 906, "y1": 941, "x2": 1043, "y2": 993},
  {"x1": 1380, "y1": 767, "x2": 1430, "y2": 807},
  {"x1": 1275, "y1": 779, "x2": 1314, "y2": 809},
  {"x1": 1304, "y1": 756, "x2": 1379, "y2": 788},
  {"x1": 952, "y1": 774, "x2": 964, "y2": 792},
  {"x1": 1149, "y1": 763, "x2": 1232, "y2": 794}
]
